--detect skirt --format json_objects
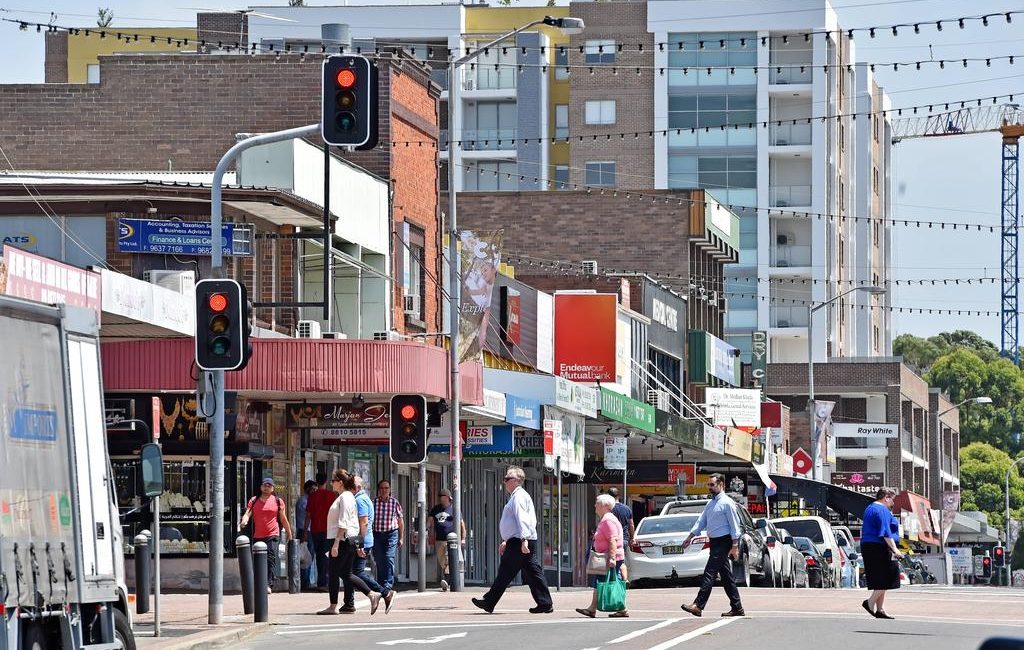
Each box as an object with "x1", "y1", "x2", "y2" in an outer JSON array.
[{"x1": 862, "y1": 541, "x2": 900, "y2": 591}]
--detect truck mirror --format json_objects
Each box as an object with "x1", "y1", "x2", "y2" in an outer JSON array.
[{"x1": 139, "y1": 443, "x2": 164, "y2": 498}]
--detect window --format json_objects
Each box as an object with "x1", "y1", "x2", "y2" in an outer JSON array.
[
  {"x1": 554, "y1": 165, "x2": 569, "y2": 190},
  {"x1": 584, "y1": 39, "x2": 616, "y2": 64},
  {"x1": 668, "y1": 32, "x2": 757, "y2": 86},
  {"x1": 465, "y1": 101, "x2": 517, "y2": 151},
  {"x1": 873, "y1": 325, "x2": 880, "y2": 350},
  {"x1": 873, "y1": 219, "x2": 880, "y2": 245},
  {"x1": 403, "y1": 224, "x2": 426, "y2": 324},
  {"x1": 555, "y1": 47, "x2": 569, "y2": 80},
  {"x1": 585, "y1": 161, "x2": 616, "y2": 187},
  {"x1": 86, "y1": 64, "x2": 100, "y2": 84},
  {"x1": 584, "y1": 100, "x2": 616, "y2": 125},
  {"x1": 872, "y1": 166, "x2": 879, "y2": 195},
  {"x1": 555, "y1": 104, "x2": 569, "y2": 139},
  {"x1": 667, "y1": 92, "x2": 756, "y2": 147},
  {"x1": 464, "y1": 161, "x2": 518, "y2": 191},
  {"x1": 668, "y1": 155, "x2": 756, "y2": 205}
]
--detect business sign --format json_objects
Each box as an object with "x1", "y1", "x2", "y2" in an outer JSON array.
[
  {"x1": 500, "y1": 286, "x2": 521, "y2": 345},
  {"x1": 544, "y1": 407, "x2": 585, "y2": 476},
  {"x1": 948, "y1": 547, "x2": 973, "y2": 575},
  {"x1": 577, "y1": 460, "x2": 668, "y2": 484},
  {"x1": 832, "y1": 422, "x2": 899, "y2": 438},
  {"x1": 554, "y1": 375, "x2": 599, "y2": 418},
  {"x1": 705, "y1": 388, "x2": 761, "y2": 427},
  {"x1": 467, "y1": 389, "x2": 506, "y2": 420},
  {"x1": 703, "y1": 424, "x2": 725, "y2": 455},
  {"x1": 761, "y1": 402, "x2": 783, "y2": 429},
  {"x1": 831, "y1": 472, "x2": 885, "y2": 495},
  {"x1": 724, "y1": 427, "x2": 753, "y2": 461},
  {"x1": 600, "y1": 387, "x2": 655, "y2": 433},
  {"x1": 2, "y1": 246, "x2": 101, "y2": 317},
  {"x1": 751, "y1": 330, "x2": 768, "y2": 396},
  {"x1": 463, "y1": 425, "x2": 514, "y2": 455},
  {"x1": 117, "y1": 218, "x2": 251, "y2": 257},
  {"x1": 286, "y1": 403, "x2": 389, "y2": 429},
  {"x1": 311, "y1": 428, "x2": 389, "y2": 445},
  {"x1": 604, "y1": 436, "x2": 627, "y2": 471},
  {"x1": 461, "y1": 424, "x2": 494, "y2": 446},
  {"x1": 651, "y1": 297, "x2": 679, "y2": 332},
  {"x1": 505, "y1": 395, "x2": 541, "y2": 430},
  {"x1": 536, "y1": 291, "x2": 554, "y2": 374},
  {"x1": 101, "y1": 268, "x2": 194, "y2": 335},
  {"x1": 667, "y1": 463, "x2": 696, "y2": 486},
  {"x1": 656, "y1": 410, "x2": 703, "y2": 449},
  {"x1": 554, "y1": 293, "x2": 617, "y2": 382}
]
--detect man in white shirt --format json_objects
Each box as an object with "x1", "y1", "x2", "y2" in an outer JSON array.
[{"x1": 472, "y1": 466, "x2": 553, "y2": 614}]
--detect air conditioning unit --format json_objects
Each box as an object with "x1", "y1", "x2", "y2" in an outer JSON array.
[
  {"x1": 647, "y1": 389, "x2": 670, "y2": 411},
  {"x1": 373, "y1": 331, "x2": 403, "y2": 341},
  {"x1": 776, "y1": 234, "x2": 790, "y2": 245},
  {"x1": 322, "y1": 331, "x2": 348, "y2": 340},
  {"x1": 718, "y1": 297, "x2": 728, "y2": 311},
  {"x1": 404, "y1": 294, "x2": 421, "y2": 315},
  {"x1": 775, "y1": 200, "x2": 789, "y2": 207},
  {"x1": 144, "y1": 270, "x2": 196, "y2": 295},
  {"x1": 777, "y1": 320, "x2": 790, "y2": 328},
  {"x1": 581, "y1": 260, "x2": 598, "y2": 275},
  {"x1": 297, "y1": 320, "x2": 322, "y2": 339},
  {"x1": 776, "y1": 138, "x2": 789, "y2": 146},
  {"x1": 464, "y1": 78, "x2": 476, "y2": 91}
]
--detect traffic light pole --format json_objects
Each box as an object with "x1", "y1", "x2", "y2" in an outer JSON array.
[{"x1": 209, "y1": 123, "x2": 319, "y2": 625}]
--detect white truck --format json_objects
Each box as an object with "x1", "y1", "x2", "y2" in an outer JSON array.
[{"x1": 0, "y1": 296, "x2": 135, "y2": 650}]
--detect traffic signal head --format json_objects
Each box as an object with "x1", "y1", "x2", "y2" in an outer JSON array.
[
  {"x1": 389, "y1": 394, "x2": 427, "y2": 464},
  {"x1": 321, "y1": 55, "x2": 378, "y2": 149},
  {"x1": 994, "y1": 545, "x2": 1006, "y2": 567},
  {"x1": 982, "y1": 555, "x2": 992, "y2": 577},
  {"x1": 195, "y1": 279, "x2": 249, "y2": 371}
]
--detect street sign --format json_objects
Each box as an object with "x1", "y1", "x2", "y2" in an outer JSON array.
[
  {"x1": 151, "y1": 396, "x2": 161, "y2": 441},
  {"x1": 792, "y1": 447, "x2": 812, "y2": 476},
  {"x1": 948, "y1": 547, "x2": 973, "y2": 574},
  {"x1": 604, "y1": 436, "x2": 627, "y2": 470}
]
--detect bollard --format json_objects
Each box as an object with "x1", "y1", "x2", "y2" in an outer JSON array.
[
  {"x1": 446, "y1": 532, "x2": 462, "y2": 593},
  {"x1": 134, "y1": 534, "x2": 151, "y2": 615},
  {"x1": 286, "y1": 538, "x2": 301, "y2": 594},
  {"x1": 252, "y1": 541, "x2": 269, "y2": 623},
  {"x1": 236, "y1": 535, "x2": 254, "y2": 615}
]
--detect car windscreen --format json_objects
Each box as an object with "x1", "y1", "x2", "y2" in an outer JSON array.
[
  {"x1": 637, "y1": 515, "x2": 700, "y2": 535},
  {"x1": 780, "y1": 520, "x2": 824, "y2": 543},
  {"x1": 793, "y1": 538, "x2": 815, "y2": 553}
]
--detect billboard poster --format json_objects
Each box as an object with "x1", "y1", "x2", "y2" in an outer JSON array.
[
  {"x1": 458, "y1": 230, "x2": 504, "y2": 363},
  {"x1": 554, "y1": 293, "x2": 617, "y2": 382},
  {"x1": 705, "y1": 388, "x2": 762, "y2": 427},
  {"x1": 2, "y1": 245, "x2": 102, "y2": 317}
]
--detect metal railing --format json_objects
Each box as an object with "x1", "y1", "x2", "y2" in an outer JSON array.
[
  {"x1": 461, "y1": 129, "x2": 518, "y2": 151},
  {"x1": 769, "y1": 185, "x2": 812, "y2": 207},
  {"x1": 770, "y1": 244, "x2": 811, "y2": 267},
  {"x1": 770, "y1": 66, "x2": 813, "y2": 85},
  {"x1": 770, "y1": 305, "x2": 809, "y2": 328},
  {"x1": 770, "y1": 123, "x2": 812, "y2": 146}
]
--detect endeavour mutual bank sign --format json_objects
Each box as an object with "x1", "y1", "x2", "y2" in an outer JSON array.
[{"x1": 553, "y1": 292, "x2": 617, "y2": 382}]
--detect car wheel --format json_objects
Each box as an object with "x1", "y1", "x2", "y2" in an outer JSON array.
[
  {"x1": 733, "y1": 552, "x2": 752, "y2": 588},
  {"x1": 114, "y1": 608, "x2": 137, "y2": 650},
  {"x1": 759, "y1": 553, "x2": 775, "y2": 587}
]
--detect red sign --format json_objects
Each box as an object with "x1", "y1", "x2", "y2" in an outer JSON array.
[
  {"x1": 761, "y1": 402, "x2": 783, "y2": 428},
  {"x1": 554, "y1": 293, "x2": 617, "y2": 382},
  {"x1": 1, "y1": 246, "x2": 102, "y2": 316},
  {"x1": 501, "y1": 286, "x2": 521, "y2": 345},
  {"x1": 747, "y1": 500, "x2": 768, "y2": 516},
  {"x1": 791, "y1": 447, "x2": 812, "y2": 476},
  {"x1": 667, "y1": 463, "x2": 696, "y2": 486},
  {"x1": 151, "y1": 396, "x2": 161, "y2": 441}
]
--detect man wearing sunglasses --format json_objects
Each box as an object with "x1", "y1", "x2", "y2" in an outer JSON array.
[{"x1": 679, "y1": 473, "x2": 745, "y2": 618}]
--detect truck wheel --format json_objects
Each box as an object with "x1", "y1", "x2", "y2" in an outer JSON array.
[
  {"x1": 20, "y1": 622, "x2": 48, "y2": 650},
  {"x1": 114, "y1": 609, "x2": 136, "y2": 650}
]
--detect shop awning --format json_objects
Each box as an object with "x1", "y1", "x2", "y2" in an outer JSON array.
[
  {"x1": 102, "y1": 337, "x2": 483, "y2": 403},
  {"x1": 894, "y1": 490, "x2": 941, "y2": 546},
  {"x1": 769, "y1": 474, "x2": 874, "y2": 518}
]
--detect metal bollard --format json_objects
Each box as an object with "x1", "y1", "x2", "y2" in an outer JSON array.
[
  {"x1": 252, "y1": 541, "x2": 269, "y2": 623},
  {"x1": 446, "y1": 532, "x2": 462, "y2": 593},
  {"x1": 286, "y1": 538, "x2": 301, "y2": 594},
  {"x1": 134, "y1": 534, "x2": 151, "y2": 615},
  {"x1": 236, "y1": 535, "x2": 254, "y2": 615}
]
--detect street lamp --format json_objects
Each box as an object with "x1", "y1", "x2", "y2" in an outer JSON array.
[
  {"x1": 446, "y1": 15, "x2": 584, "y2": 592},
  {"x1": 932, "y1": 395, "x2": 990, "y2": 557},
  {"x1": 807, "y1": 285, "x2": 886, "y2": 480}
]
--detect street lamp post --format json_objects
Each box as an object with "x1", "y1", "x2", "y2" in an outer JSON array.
[
  {"x1": 1008, "y1": 456, "x2": 1024, "y2": 568},
  {"x1": 807, "y1": 285, "x2": 886, "y2": 481},
  {"x1": 446, "y1": 15, "x2": 583, "y2": 592},
  {"x1": 932, "y1": 396, "x2": 990, "y2": 560}
]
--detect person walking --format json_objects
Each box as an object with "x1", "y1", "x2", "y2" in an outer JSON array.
[
  {"x1": 860, "y1": 487, "x2": 902, "y2": 619},
  {"x1": 239, "y1": 478, "x2": 294, "y2": 593},
  {"x1": 575, "y1": 494, "x2": 629, "y2": 618},
  {"x1": 429, "y1": 489, "x2": 466, "y2": 591},
  {"x1": 372, "y1": 479, "x2": 404, "y2": 592},
  {"x1": 471, "y1": 466, "x2": 553, "y2": 614},
  {"x1": 679, "y1": 473, "x2": 745, "y2": 618},
  {"x1": 296, "y1": 479, "x2": 316, "y2": 590},
  {"x1": 606, "y1": 487, "x2": 635, "y2": 581},
  {"x1": 317, "y1": 469, "x2": 383, "y2": 615},
  {"x1": 306, "y1": 473, "x2": 336, "y2": 591},
  {"x1": 343, "y1": 476, "x2": 395, "y2": 613}
]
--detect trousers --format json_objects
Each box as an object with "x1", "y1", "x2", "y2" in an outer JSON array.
[
  {"x1": 481, "y1": 538, "x2": 552, "y2": 609},
  {"x1": 694, "y1": 535, "x2": 743, "y2": 612}
]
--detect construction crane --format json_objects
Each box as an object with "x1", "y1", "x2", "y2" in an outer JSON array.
[{"x1": 892, "y1": 103, "x2": 1024, "y2": 364}]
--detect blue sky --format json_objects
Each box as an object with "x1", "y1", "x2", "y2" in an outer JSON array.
[{"x1": 0, "y1": 0, "x2": 1017, "y2": 346}]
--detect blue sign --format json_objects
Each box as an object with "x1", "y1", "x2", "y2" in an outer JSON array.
[
  {"x1": 10, "y1": 408, "x2": 58, "y2": 443},
  {"x1": 464, "y1": 425, "x2": 515, "y2": 456},
  {"x1": 505, "y1": 395, "x2": 541, "y2": 430},
  {"x1": 117, "y1": 219, "x2": 251, "y2": 257}
]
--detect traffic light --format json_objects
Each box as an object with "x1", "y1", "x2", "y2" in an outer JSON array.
[
  {"x1": 195, "y1": 279, "x2": 248, "y2": 371},
  {"x1": 982, "y1": 555, "x2": 992, "y2": 578},
  {"x1": 994, "y1": 546, "x2": 1006, "y2": 567},
  {"x1": 321, "y1": 55, "x2": 378, "y2": 149},
  {"x1": 389, "y1": 394, "x2": 426, "y2": 464}
]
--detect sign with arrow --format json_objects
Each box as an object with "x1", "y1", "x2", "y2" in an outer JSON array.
[{"x1": 378, "y1": 632, "x2": 469, "y2": 646}]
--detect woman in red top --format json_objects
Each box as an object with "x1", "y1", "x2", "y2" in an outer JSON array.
[
  {"x1": 240, "y1": 478, "x2": 294, "y2": 592},
  {"x1": 576, "y1": 494, "x2": 628, "y2": 618}
]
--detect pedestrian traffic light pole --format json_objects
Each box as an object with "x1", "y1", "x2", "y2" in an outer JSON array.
[
  {"x1": 447, "y1": 14, "x2": 584, "y2": 593},
  {"x1": 208, "y1": 123, "x2": 319, "y2": 624}
]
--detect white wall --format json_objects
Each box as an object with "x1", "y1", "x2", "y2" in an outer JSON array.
[{"x1": 246, "y1": 4, "x2": 464, "y2": 44}]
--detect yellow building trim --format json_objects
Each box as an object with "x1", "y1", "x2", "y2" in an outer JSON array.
[{"x1": 65, "y1": 28, "x2": 197, "y2": 84}]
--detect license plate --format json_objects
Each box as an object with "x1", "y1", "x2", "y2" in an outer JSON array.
[{"x1": 662, "y1": 545, "x2": 685, "y2": 555}]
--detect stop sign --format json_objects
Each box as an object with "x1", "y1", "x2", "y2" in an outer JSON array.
[{"x1": 792, "y1": 447, "x2": 812, "y2": 475}]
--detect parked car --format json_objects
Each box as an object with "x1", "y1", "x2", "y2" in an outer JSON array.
[
  {"x1": 792, "y1": 535, "x2": 834, "y2": 588},
  {"x1": 772, "y1": 516, "x2": 843, "y2": 588},
  {"x1": 777, "y1": 527, "x2": 810, "y2": 588},
  {"x1": 660, "y1": 499, "x2": 774, "y2": 586},
  {"x1": 626, "y1": 513, "x2": 706, "y2": 586},
  {"x1": 756, "y1": 518, "x2": 794, "y2": 588}
]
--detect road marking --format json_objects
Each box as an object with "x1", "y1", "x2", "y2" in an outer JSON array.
[
  {"x1": 277, "y1": 618, "x2": 663, "y2": 635},
  {"x1": 377, "y1": 632, "x2": 468, "y2": 645},
  {"x1": 607, "y1": 618, "x2": 682, "y2": 645},
  {"x1": 644, "y1": 618, "x2": 739, "y2": 650},
  {"x1": 748, "y1": 611, "x2": 1024, "y2": 627}
]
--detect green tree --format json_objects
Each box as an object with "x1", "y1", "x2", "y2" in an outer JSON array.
[
  {"x1": 959, "y1": 443, "x2": 1024, "y2": 533},
  {"x1": 96, "y1": 7, "x2": 113, "y2": 28},
  {"x1": 893, "y1": 333, "x2": 945, "y2": 372}
]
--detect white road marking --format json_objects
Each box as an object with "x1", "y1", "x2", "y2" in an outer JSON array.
[
  {"x1": 276, "y1": 618, "x2": 663, "y2": 635},
  {"x1": 607, "y1": 618, "x2": 682, "y2": 645},
  {"x1": 644, "y1": 618, "x2": 740, "y2": 650},
  {"x1": 377, "y1": 632, "x2": 468, "y2": 645}
]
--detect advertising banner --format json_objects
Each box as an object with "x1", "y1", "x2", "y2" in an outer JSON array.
[
  {"x1": 812, "y1": 400, "x2": 836, "y2": 463},
  {"x1": 554, "y1": 293, "x2": 617, "y2": 382},
  {"x1": 724, "y1": 426, "x2": 753, "y2": 461},
  {"x1": 544, "y1": 407, "x2": 585, "y2": 476},
  {"x1": 2, "y1": 245, "x2": 102, "y2": 317},
  {"x1": 117, "y1": 218, "x2": 251, "y2": 257},
  {"x1": 705, "y1": 388, "x2": 761, "y2": 427},
  {"x1": 703, "y1": 424, "x2": 725, "y2": 455},
  {"x1": 458, "y1": 230, "x2": 504, "y2": 363},
  {"x1": 600, "y1": 387, "x2": 655, "y2": 432}
]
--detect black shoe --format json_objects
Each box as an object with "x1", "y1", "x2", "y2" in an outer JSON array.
[
  {"x1": 721, "y1": 609, "x2": 745, "y2": 617},
  {"x1": 529, "y1": 605, "x2": 554, "y2": 614},
  {"x1": 338, "y1": 605, "x2": 356, "y2": 613},
  {"x1": 862, "y1": 600, "x2": 875, "y2": 617},
  {"x1": 471, "y1": 597, "x2": 494, "y2": 614},
  {"x1": 874, "y1": 610, "x2": 895, "y2": 620}
]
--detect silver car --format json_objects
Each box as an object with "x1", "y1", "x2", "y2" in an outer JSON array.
[{"x1": 626, "y1": 513, "x2": 712, "y2": 585}]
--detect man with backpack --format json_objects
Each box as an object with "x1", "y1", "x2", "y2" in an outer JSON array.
[{"x1": 240, "y1": 477, "x2": 295, "y2": 592}]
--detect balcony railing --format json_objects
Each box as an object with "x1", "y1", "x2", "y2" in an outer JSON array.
[
  {"x1": 464, "y1": 69, "x2": 517, "y2": 91},
  {"x1": 769, "y1": 185, "x2": 812, "y2": 207},
  {"x1": 770, "y1": 243, "x2": 811, "y2": 267},
  {"x1": 770, "y1": 66, "x2": 813, "y2": 85},
  {"x1": 770, "y1": 305, "x2": 809, "y2": 328},
  {"x1": 770, "y1": 123, "x2": 812, "y2": 146},
  {"x1": 462, "y1": 129, "x2": 517, "y2": 151}
]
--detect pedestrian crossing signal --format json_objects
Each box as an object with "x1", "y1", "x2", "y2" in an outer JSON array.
[{"x1": 993, "y1": 546, "x2": 1005, "y2": 567}]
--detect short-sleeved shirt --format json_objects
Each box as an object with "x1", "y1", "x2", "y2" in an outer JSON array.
[
  {"x1": 247, "y1": 495, "x2": 283, "y2": 539},
  {"x1": 611, "y1": 502, "x2": 633, "y2": 544},
  {"x1": 306, "y1": 488, "x2": 336, "y2": 534},
  {"x1": 861, "y1": 502, "x2": 897, "y2": 544},
  {"x1": 594, "y1": 511, "x2": 625, "y2": 561},
  {"x1": 429, "y1": 503, "x2": 455, "y2": 539},
  {"x1": 355, "y1": 489, "x2": 375, "y2": 549}
]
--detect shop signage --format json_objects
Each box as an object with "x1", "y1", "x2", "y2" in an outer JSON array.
[
  {"x1": 724, "y1": 427, "x2": 753, "y2": 461},
  {"x1": 703, "y1": 424, "x2": 725, "y2": 455},
  {"x1": 791, "y1": 448, "x2": 812, "y2": 475},
  {"x1": 286, "y1": 403, "x2": 389, "y2": 429},
  {"x1": 750, "y1": 330, "x2": 768, "y2": 396},
  {"x1": 554, "y1": 376, "x2": 599, "y2": 418},
  {"x1": 500, "y1": 286, "x2": 521, "y2": 345},
  {"x1": 831, "y1": 472, "x2": 884, "y2": 495},
  {"x1": 761, "y1": 402, "x2": 782, "y2": 429},
  {"x1": 832, "y1": 422, "x2": 899, "y2": 438},
  {"x1": 463, "y1": 425, "x2": 514, "y2": 456},
  {"x1": 667, "y1": 463, "x2": 696, "y2": 486},
  {"x1": 603, "y1": 436, "x2": 627, "y2": 471},
  {"x1": 468, "y1": 389, "x2": 506, "y2": 420},
  {"x1": 705, "y1": 388, "x2": 761, "y2": 428},
  {"x1": 554, "y1": 293, "x2": 617, "y2": 382},
  {"x1": 505, "y1": 395, "x2": 541, "y2": 430},
  {"x1": 747, "y1": 499, "x2": 768, "y2": 516},
  {"x1": 104, "y1": 398, "x2": 137, "y2": 431},
  {"x1": 101, "y1": 268, "x2": 194, "y2": 336},
  {"x1": 948, "y1": 548, "x2": 973, "y2": 574},
  {"x1": 543, "y1": 418, "x2": 561, "y2": 471},
  {"x1": 600, "y1": 387, "x2": 655, "y2": 433},
  {"x1": 656, "y1": 411, "x2": 703, "y2": 449},
  {"x1": 651, "y1": 297, "x2": 678, "y2": 332},
  {"x1": 780, "y1": 453, "x2": 794, "y2": 476},
  {"x1": 536, "y1": 291, "x2": 554, "y2": 374},
  {"x1": 461, "y1": 424, "x2": 494, "y2": 446},
  {"x1": 575, "y1": 460, "x2": 668, "y2": 484},
  {"x1": 116, "y1": 218, "x2": 251, "y2": 257},
  {"x1": 2, "y1": 245, "x2": 101, "y2": 317},
  {"x1": 311, "y1": 428, "x2": 389, "y2": 445},
  {"x1": 687, "y1": 331, "x2": 741, "y2": 386}
]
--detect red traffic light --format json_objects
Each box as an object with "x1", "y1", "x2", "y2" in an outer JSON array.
[
  {"x1": 336, "y1": 69, "x2": 357, "y2": 89},
  {"x1": 983, "y1": 557, "x2": 991, "y2": 565},
  {"x1": 400, "y1": 404, "x2": 418, "y2": 420},
  {"x1": 995, "y1": 547, "x2": 1005, "y2": 556},
  {"x1": 208, "y1": 293, "x2": 229, "y2": 313}
]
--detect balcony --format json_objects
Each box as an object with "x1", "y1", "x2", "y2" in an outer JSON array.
[
  {"x1": 770, "y1": 123, "x2": 812, "y2": 147},
  {"x1": 770, "y1": 305, "x2": 808, "y2": 328},
  {"x1": 770, "y1": 66, "x2": 813, "y2": 85},
  {"x1": 463, "y1": 70, "x2": 517, "y2": 92},
  {"x1": 769, "y1": 185, "x2": 811, "y2": 208},
  {"x1": 440, "y1": 129, "x2": 518, "y2": 153},
  {"x1": 770, "y1": 243, "x2": 811, "y2": 268}
]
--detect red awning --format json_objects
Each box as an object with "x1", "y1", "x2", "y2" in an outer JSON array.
[
  {"x1": 102, "y1": 338, "x2": 483, "y2": 404},
  {"x1": 894, "y1": 490, "x2": 940, "y2": 546}
]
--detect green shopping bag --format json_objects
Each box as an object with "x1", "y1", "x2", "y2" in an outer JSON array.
[{"x1": 596, "y1": 569, "x2": 627, "y2": 612}]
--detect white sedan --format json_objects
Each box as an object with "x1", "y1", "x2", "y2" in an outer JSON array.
[{"x1": 626, "y1": 513, "x2": 711, "y2": 585}]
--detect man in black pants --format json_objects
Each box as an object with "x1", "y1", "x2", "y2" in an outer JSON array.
[
  {"x1": 679, "y1": 473, "x2": 745, "y2": 617},
  {"x1": 472, "y1": 466, "x2": 552, "y2": 614}
]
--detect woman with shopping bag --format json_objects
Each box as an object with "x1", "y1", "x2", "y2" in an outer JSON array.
[{"x1": 576, "y1": 494, "x2": 629, "y2": 618}]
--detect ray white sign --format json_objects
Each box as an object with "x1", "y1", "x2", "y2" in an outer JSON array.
[{"x1": 832, "y1": 423, "x2": 899, "y2": 439}]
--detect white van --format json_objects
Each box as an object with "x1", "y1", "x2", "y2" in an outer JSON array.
[{"x1": 771, "y1": 516, "x2": 843, "y2": 588}]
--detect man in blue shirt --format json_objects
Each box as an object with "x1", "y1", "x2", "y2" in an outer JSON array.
[
  {"x1": 344, "y1": 476, "x2": 394, "y2": 613},
  {"x1": 680, "y1": 473, "x2": 745, "y2": 617}
]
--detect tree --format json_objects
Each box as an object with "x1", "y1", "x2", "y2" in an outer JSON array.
[
  {"x1": 288, "y1": 0, "x2": 306, "y2": 5},
  {"x1": 893, "y1": 333, "x2": 945, "y2": 372},
  {"x1": 96, "y1": 7, "x2": 113, "y2": 28},
  {"x1": 959, "y1": 443, "x2": 1024, "y2": 533}
]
